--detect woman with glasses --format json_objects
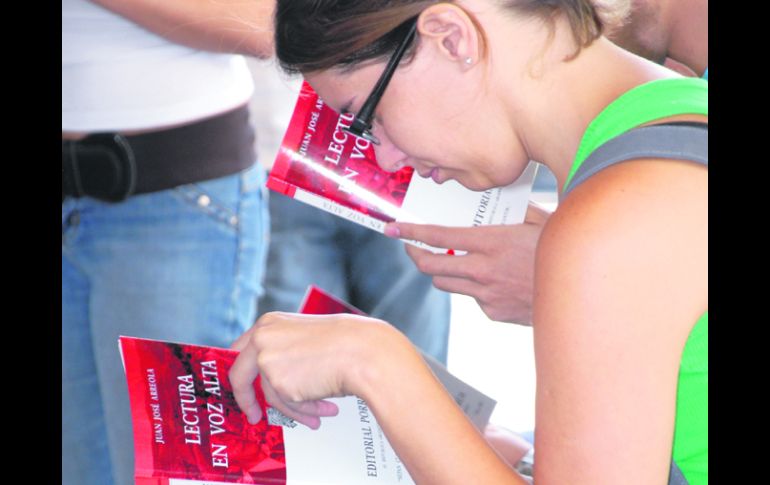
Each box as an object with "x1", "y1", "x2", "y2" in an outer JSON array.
[{"x1": 229, "y1": 1, "x2": 708, "y2": 484}]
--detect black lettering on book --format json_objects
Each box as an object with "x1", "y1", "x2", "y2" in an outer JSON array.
[
  {"x1": 357, "y1": 398, "x2": 371, "y2": 424},
  {"x1": 321, "y1": 200, "x2": 345, "y2": 216},
  {"x1": 358, "y1": 399, "x2": 378, "y2": 476},
  {"x1": 343, "y1": 208, "x2": 369, "y2": 226},
  {"x1": 472, "y1": 189, "x2": 494, "y2": 226},
  {"x1": 362, "y1": 426, "x2": 377, "y2": 477}
]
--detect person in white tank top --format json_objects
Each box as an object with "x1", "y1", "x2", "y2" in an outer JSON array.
[{"x1": 62, "y1": 2, "x2": 273, "y2": 485}]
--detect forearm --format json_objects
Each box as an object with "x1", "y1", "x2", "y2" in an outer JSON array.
[
  {"x1": 357, "y1": 328, "x2": 527, "y2": 485},
  {"x1": 91, "y1": 0, "x2": 274, "y2": 58}
]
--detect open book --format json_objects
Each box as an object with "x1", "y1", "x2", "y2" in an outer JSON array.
[
  {"x1": 120, "y1": 287, "x2": 495, "y2": 484},
  {"x1": 267, "y1": 81, "x2": 537, "y2": 254}
]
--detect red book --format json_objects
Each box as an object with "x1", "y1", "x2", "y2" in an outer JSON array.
[
  {"x1": 120, "y1": 289, "x2": 495, "y2": 484},
  {"x1": 297, "y1": 285, "x2": 366, "y2": 316},
  {"x1": 120, "y1": 336, "x2": 417, "y2": 484},
  {"x1": 268, "y1": 81, "x2": 537, "y2": 253}
]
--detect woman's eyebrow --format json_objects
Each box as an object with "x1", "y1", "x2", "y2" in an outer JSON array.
[{"x1": 340, "y1": 97, "x2": 355, "y2": 114}]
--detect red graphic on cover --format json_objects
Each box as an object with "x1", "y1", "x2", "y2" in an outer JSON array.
[
  {"x1": 298, "y1": 285, "x2": 366, "y2": 316},
  {"x1": 268, "y1": 81, "x2": 414, "y2": 222},
  {"x1": 120, "y1": 337, "x2": 287, "y2": 484}
]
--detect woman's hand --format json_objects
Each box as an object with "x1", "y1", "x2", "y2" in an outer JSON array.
[
  {"x1": 228, "y1": 312, "x2": 392, "y2": 429},
  {"x1": 384, "y1": 202, "x2": 551, "y2": 324}
]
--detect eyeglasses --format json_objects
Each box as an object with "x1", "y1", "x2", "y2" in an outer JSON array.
[{"x1": 342, "y1": 19, "x2": 418, "y2": 146}]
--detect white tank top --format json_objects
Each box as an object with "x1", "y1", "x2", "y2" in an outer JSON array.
[{"x1": 62, "y1": 0, "x2": 254, "y2": 132}]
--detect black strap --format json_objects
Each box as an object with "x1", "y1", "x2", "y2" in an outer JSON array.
[{"x1": 563, "y1": 122, "x2": 708, "y2": 198}]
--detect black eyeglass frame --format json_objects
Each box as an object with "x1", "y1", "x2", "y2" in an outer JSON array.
[{"x1": 342, "y1": 19, "x2": 419, "y2": 146}]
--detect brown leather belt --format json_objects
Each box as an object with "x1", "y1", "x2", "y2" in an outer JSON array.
[{"x1": 62, "y1": 104, "x2": 255, "y2": 202}]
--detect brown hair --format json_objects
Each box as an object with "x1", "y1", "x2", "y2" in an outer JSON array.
[{"x1": 274, "y1": 1, "x2": 629, "y2": 73}]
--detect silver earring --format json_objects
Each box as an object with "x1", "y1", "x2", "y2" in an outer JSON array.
[{"x1": 464, "y1": 57, "x2": 473, "y2": 65}]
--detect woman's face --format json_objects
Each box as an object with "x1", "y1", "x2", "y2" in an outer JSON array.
[{"x1": 305, "y1": 46, "x2": 528, "y2": 191}]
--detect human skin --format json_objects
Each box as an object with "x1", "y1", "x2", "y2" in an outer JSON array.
[
  {"x1": 229, "y1": 1, "x2": 707, "y2": 483},
  {"x1": 90, "y1": 0, "x2": 275, "y2": 58},
  {"x1": 384, "y1": 0, "x2": 708, "y2": 325},
  {"x1": 64, "y1": 0, "x2": 275, "y2": 142}
]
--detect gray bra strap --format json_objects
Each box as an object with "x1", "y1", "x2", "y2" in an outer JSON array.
[
  {"x1": 669, "y1": 461, "x2": 689, "y2": 485},
  {"x1": 563, "y1": 122, "x2": 708, "y2": 198},
  {"x1": 561, "y1": 121, "x2": 707, "y2": 485}
]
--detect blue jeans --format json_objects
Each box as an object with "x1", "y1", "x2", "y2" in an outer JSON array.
[
  {"x1": 257, "y1": 194, "x2": 451, "y2": 364},
  {"x1": 61, "y1": 164, "x2": 269, "y2": 485}
]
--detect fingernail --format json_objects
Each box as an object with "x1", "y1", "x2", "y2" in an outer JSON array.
[
  {"x1": 246, "y1": 404, "x2": 262, "y2": 425},
  {"x1": 384, "y1": 224, "x2": 400, "y2": 238},
  {"x1": 307, "y1": 417, "x2": 321, "y2": 430}
]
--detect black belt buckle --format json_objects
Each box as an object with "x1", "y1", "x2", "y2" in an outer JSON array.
[{"x1": 62, "y1": 133, "x2": 137, "y2": 203}]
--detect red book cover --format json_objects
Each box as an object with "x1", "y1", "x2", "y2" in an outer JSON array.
[
  {"x1": 268, "y1": 81, "x2": 413, "y2": 223},
  {"x1": 120, "y1": 290, "x2": 494, "y2": 484},
  {"x1": 298, "y1": 284, "x2": 365, "y2": 316},
  {"x1": 120, "y1": 337, "x2": 287, "y2": 485},
  {"x1": 121, "y1": 336, "x2": 420, "y2": 484},
  {"x1": 268, "y1": 82, "x2": 538, "y2": 253}
]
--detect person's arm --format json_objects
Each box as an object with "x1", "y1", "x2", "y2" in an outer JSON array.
[
  {"x1": 384, "y1": 202, "x2": 551, "y2": 324},
  {"x1": 91, "y1": 0, "x2": 274, "y2": 58},
  {"x1": 228, "y1": 312, "x2": 530, "y2": 484},
  {"x1": 531, "y1": 158, "x2": 707, "y2": 483},
  {"x1": 483, "y1": 424, "x2": 533, "y2": 469}
]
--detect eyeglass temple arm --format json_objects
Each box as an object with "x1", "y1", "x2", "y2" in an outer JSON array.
[{"x1": 356, "y1": 21, "x2": 418, "y2": 124}]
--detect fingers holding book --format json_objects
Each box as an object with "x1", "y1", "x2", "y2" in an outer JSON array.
[
  {"x1": 392, "y1": 215, "x2": 548, "y2": 324},
  {"x1": 228, "y1": 312, "x2": 392, "y2": 429}
]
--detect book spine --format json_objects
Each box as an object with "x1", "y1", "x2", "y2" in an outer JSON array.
[
  {"x1": 285, "y1": 187, "x2": 455, "y2": 255},
  {"x1": 290, "y1": 188, "x2": 387, "y2": 233}
]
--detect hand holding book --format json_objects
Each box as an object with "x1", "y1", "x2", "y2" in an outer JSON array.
[
  {"x1": 384, "y1": 201, "x2": 552, "y2": 324},
  {"x1": 120, "y1": 286, "x2": 496, "y2": 484},
  {"x1": 229, "y1": 312, "x2": 422, "y2": 429}
]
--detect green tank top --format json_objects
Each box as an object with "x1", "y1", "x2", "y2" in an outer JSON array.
[{"x1": 565, "y1": 77, "x2": 708, "y2": 485}]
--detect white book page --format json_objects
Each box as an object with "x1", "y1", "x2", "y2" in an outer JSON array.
[{"x1": 284, "y1": 396, "x2": 415, "y2": 485}]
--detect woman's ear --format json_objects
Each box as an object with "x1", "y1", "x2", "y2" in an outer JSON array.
[{"x1": 417, "y1": 4, "x2": 481, "y2": 68}]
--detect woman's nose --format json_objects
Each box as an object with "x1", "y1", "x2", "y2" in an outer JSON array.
[{"x1": 372, "y1": 127, "x2": 408, "y2": 172}]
